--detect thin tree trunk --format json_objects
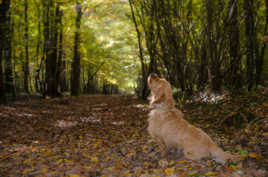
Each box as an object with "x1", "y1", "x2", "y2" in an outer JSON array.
[
  {"x1": 229, "y1": 0, "x2": 241, "y2": 89},
  {"x1": 0, "y1": 49, "x2": 4, "y2": 102},
  {"x1": 244, "y1": 0, "x2": 255, "y2": 91},
  {"x1": 35, "y1": 6, "x2": 41, "y2": 93},
  {"x1": 256, "y1": 0, "x2": 268, "y2": 86},
  {"x1": 206, "y1": 0, "x2": 221, "y2": 93},
  {"x1": 24, "y1": 0, "x2": 30, "y2": 93},
  {"x1": 129, "y1": 0, "x2": 148, "y2": 99},
  {"x1": 71, "y1": 1, "x2": 82, "y2": 96},
  {"x1": 56, "y1": 7, "x2": 63, "y2": 93}
]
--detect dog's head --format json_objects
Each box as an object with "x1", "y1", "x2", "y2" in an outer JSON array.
[
  {"x1": 147, "y1": 73, "x2": 175, "y2": 108},
  {"x1": 147, "y1": 73, "x2": 159, "y2": 91}
]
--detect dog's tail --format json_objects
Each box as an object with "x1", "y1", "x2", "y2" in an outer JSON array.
[{"x1": 210, "y1": 143, "x2": 243, "y2": 164}]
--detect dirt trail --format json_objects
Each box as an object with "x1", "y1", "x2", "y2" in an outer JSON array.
[{"x1": 0, "y1": 95, "x2": 266, "y2": 176}]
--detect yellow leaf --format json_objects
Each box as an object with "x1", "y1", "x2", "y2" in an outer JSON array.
[
  {"x1": 263, "y1": 132, "x2": 268, "y2": 136},
  {"x1": 177, "y1": 167, "x2": 185, "y2": 171},
  {"x1": 90, "y1": 156, "x2": 98, "y2": 162},
  {"x1": 127, "y1": 152, "x2": 135, "y2": 157},
  {"x1": 69, "y1": 175, "x2": 79, "y2": 177},
  {"x1": 204, "y1": 171, "x2": 218, "y2": 176},
  {"x1": 169, "y1": 160, "x2": 176, "y2": 165},
  {"x1": 57, "y1": 159, "x2": 64, "y2": 164},
  {"x1": 230, "y1": 164, "x2": 238, "y2": 170},
  {"x1": 45, "y1": 150, "x2": 52, "y2": 156},
  {"x1": 231, "y1": 112, "x2": 237, "y2": 115},
  {"x1": 63, "y1": 159, "x2": 73, "y2": 165},
  {"x1": 164, "y1": 168, "x2": 174, "y2": 176},
  {"x1": 24, "y1": 158, "x2": 33, "y2": 165},
  {"x1": 124, "y1": 171, "x2": 131, "y2": 176},
  {"x1": 176, "y1": 160, "x2": 187, "y2": 163},
  {"x1": 142, "y1": 145, "x2": 148, "y2": 151},
  {"x1": 248, "y1": 153, "x2": 262, "y2": 159},
  {"x1": 188, "y1": 171, "x2": 198, "y2": 176},
  {"x1": 42, "y1": 168, "x2": 48, "y2": 173},
  {"x1": 22, "y1": 168, "x2": 31, "y2": 174},
  {"x1": 153, "y1": 169, "x2": 161, "y2": 173}
]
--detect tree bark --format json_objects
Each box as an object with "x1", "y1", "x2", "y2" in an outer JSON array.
[
  {"x1": 0, "y1": 0, "x2": 14, "y2": 97},
  {"x1": 244, "y1": 0, "x2": 255, "y2": 91},
  {"x1": 206, "y1": 0, "x2": 221, "y2": 93},
  {"x1": 0, "y1": 1, "x2": 6, "y2": 102},
  {"x1": 228, "y1": 0, "x2": 241, "y2": 89},
  {"x1": 0, "y1": 47, "x2": 4, "y2": 102},
  {"x1": 24, "y1": 0, "x2": 30, "y2": 93},
  {"x1": 256, "y1": 0, "x2": 268, "y2": 87},
  {"x1": 55, "y1": 4, "x2": 62, "y2": 94},
  {"x1": 34, "y1": 1, "x2": 41, "y2": 93},
  {"x1": 71, "y1": 1, "x2": 82, "y2": 96},
  {"x1": 44, "y1": 0, "x2": 59, "y2": 97}
]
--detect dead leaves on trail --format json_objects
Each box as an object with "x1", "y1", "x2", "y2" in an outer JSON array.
[{"x1": 0, "y1": 94, "x2": 267, "y2": 176}]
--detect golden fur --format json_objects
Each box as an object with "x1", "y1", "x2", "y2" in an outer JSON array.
[
  {"x1": 147, "y1": 73, "x2": 241, "y2": 164},
  {"x1": 148, "y1": 73, "x2": 175, "y2": 108}
]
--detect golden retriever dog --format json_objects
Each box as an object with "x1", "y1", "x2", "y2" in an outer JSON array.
[{"x1": 147, "y1": 73, "x2": 241, "y2": 164}]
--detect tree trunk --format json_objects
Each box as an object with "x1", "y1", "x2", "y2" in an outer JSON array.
[
  {"x1": 24, "y1": 0, "x2": 30, "y2": 93},
  {"x1": 244, "y1": 0, "x2": 255, "y2": 91},
  {"x1": 35, "y1": 3, "x2": 41, "y2": 93},
  {"x1": 228, "y1": 0, "x2": 241, "y2": 89},
  {"x1": 44, "y1": 0, "x2": 59, "y2": 97},
  {"x1": 55, "y1": 4, "x2": 62, "y2": 94},
  {"x1": 129, "y1": 0, "x2": 149, "y2": 99},
  {"x1": 0, "y1": 0, "x2": 14, "y2": 97},
  {"x1": 206, "y1": 0, "x2": 221, "y2": 93},
  {"x1": 60, "y1": 60, "x2": 67, "y2": 92},
  {"x1": 0, "y1": 1, "x2": 6, "y2": 102},
  {"x1": 58, "y1": 11, "x2": 67, "y2": 93},
  {"x1": 256, "y1": 0, "x2": 268, "y2": 87},
  {"x1": 71, "y1": 1, "x2": 82, "y2": 96},
  {"x1": 0, "y1": 48, "x2": 5, "y2": 102}
]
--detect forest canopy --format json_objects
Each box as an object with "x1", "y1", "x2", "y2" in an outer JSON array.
[
  {"x1": 0, "y1": 0, "x2": 140, "y2": 99},
  {"x1": 0, "y1": 0, "x2": 267, "y2": 100}
]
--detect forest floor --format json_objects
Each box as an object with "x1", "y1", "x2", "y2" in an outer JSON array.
[{"x1": 0, "y1": 92, "x2": 267, "y2": 177}]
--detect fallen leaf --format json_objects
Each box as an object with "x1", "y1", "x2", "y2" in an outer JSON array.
[
  {"x1": 204, "y1": 171, "x2": 218, "y2": 176},
  {"x1": 42, "y1": 167, "x2": 48, "y2": 173},
  {"x1": 263, "y1": 132, "x2": 268, "y2": 136},
  {"x1": 248, "y1": 153, "x2": 262, "y2": 159},
  {"x1": 164, "y1": 168, "x2": 175, "y2": 176}
]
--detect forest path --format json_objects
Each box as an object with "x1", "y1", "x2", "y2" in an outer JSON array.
[{"x1": 0, "y1": 95, "x2": 266, "y2": 176}]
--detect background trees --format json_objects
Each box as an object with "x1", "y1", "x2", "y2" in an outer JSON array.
[
  {"x1": 130, "y1": 0, "x2": 268, "y2": 99},
  {"x1": 0, "y1": 0, "x2": 139, "y2": 100},
  {"x1": 0, "y1": 0, "x2": 267, "y2": 101}
]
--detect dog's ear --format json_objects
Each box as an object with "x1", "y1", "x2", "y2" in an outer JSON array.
[
  {"x1": 149, "y1": 73, "x2": 158, "y2": 80},
  {"x1": 148, "y1": 73, "x2": 159, "y2": 84}
]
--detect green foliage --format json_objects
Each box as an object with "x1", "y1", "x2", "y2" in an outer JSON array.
[{"x1": 9, "y1": 0, "x2": 140, "y2": 94}]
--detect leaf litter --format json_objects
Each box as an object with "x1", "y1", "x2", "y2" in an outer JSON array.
[{"x1": 0, "y1": 92, "x2": 267, "y2": 177}]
